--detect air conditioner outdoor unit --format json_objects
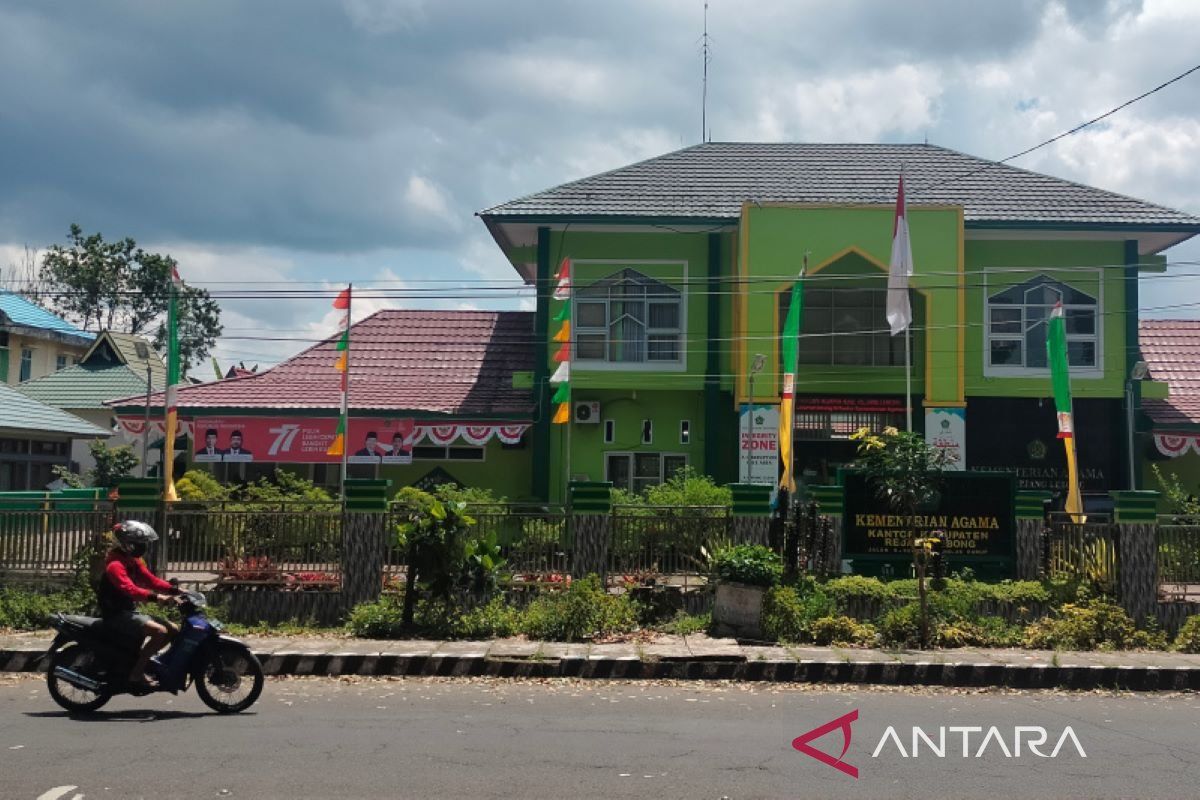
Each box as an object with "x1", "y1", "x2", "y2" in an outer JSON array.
[{"x1": 574, "y1": 401, "x2": 601, "y2": 424}]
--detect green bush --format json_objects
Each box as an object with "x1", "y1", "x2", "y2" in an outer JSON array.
[
  {"x1": 809, "y1": 615, "x2": 876, "y2": 646},
  {"x1": 709, "y1": 545, "x2": 782, "y2": 588},
  {"x1": 877, "y1": 603, "x2": 923, "y2": 648},
  {"x1": 0, "y1": 585, "x2": 91, "y2": 631},
  {"x1": 934, "y1": 618, "x2": 1023, "y2": 648},
  {"x1": 454, "y1": 596, "x2": 521, "y2": 639},
  {"x1": 521, "y1": 575, "x2": 638, "y2": 641},
  {"x1": 175, "y1": 468, "x2": 230, "y2": 502},
  {"x1": 1022, "y1": 598, "x2": 1146, "y2": 651},
  {"x1": 822, "y1": 575, "x2": 893, "y2": 606},
  {"x1": 656, "y1": 612, "x2": 710, "y2": 636},
  {"x1": 1174, "y1": 615, "x2": 1200, "y2": 653},
  {"x1": 761, "y1": 585, "x2": 834, "y2": 643},
  {"x1": 345, "y1": 596, "x2": 406, "y2": 638}
]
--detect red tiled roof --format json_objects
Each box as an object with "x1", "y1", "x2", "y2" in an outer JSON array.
[
  {"x1": 112, "y1": 310, "x2": 535, "y2": 417},
  {"x1": 1140, "y1": 319, "x2": 1200, "y2": 427}
]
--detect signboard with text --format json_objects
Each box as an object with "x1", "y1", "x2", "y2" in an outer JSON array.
[
  {"x1": 193, "y1": 417, "x2": 414, "y2": 464},
  {"x1": 841, "y1": 470, "x2": 1016, "y2": 579}
]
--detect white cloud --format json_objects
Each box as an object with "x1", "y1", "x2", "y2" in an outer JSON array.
[
  {"x1": 403, "y1": 175, "x2": 457, "y2": 228},
  {"x1": 740, "y1": 64, "x2": 942, "y2": 142}
]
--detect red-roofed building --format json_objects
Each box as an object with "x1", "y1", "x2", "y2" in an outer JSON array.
[
  {"x1": 1139, "y1": 319, "x2": 1200, "y2": 496},
  {"x1": 111, "y1": 310, "x2": 537, "y2": 498}
]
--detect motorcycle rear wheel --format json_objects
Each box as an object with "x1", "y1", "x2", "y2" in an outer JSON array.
[
  {"x1": 195, "y1": 641, "x2": 264, "y2": 714},
  {"x1": 47, "y1": 644, "x2": 111, "y2": 714}
]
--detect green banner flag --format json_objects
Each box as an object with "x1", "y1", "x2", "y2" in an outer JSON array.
[{"x1": 778, "y1": 276, "x2": 804, "y2": 493}]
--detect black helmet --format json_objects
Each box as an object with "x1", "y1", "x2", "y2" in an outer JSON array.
[{"x1": 113, "y1": 520, "x2": 158, "y2": 554}]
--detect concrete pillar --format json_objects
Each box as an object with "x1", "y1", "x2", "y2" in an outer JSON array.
[
  {"x1": 1112, "y1": 490, "x2": 1160, "y2": 624},
  {"x1": 340, "y1": 479, "x2": 392, "y2": 609},
  {"x1": 1014, "y1": 490, "x2": 1052, "y2": 580}
]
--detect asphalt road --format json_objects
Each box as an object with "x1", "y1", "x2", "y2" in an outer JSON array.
[{"x1": 2, "y1": 674, "x2": 1199, "y2": 800}]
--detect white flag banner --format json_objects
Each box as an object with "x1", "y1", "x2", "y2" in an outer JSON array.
[
  {"x1": 886, "y1": 174, "x2": 914, "y2": 336},
  {"x1": 549, "y1": 361, "x2": 570, "y2": 385}
]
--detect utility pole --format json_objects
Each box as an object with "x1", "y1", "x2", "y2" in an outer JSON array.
[{"x1": 701, "y1": 1, "x2": 710, "y2": 142}]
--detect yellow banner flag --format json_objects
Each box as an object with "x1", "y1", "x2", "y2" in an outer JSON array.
[
  {"x1": 1063, "y1": 436, "x2": 1086, "y2": 523},
  {"x1": 326, "y1": 433, "x2": 345, "y2": 457},
  {"x1": 551, "y1": 402, "x2": 570, "y2": 424},
  {"x1": 553, "y1": 322, "x2": 571, "y2": 342}
]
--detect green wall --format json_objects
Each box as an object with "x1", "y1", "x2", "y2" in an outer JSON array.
[
  {"x1": 548, "y1": 389, "x2": 704, "y2": 499},
  {"x1": 963, "y1": 239, "x2": 1127, "y2": 399},
  {"x1": 738, "y1": 204, "x2": 963, "y2": 405},
  {"x1": 381, "y1": 438, "x2": 533, "y2": 500}
]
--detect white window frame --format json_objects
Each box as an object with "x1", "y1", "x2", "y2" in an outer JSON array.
[
  {"x1": 983, "y1": 271, "x2": 1103, "y2": 379},
  {"x1": 570, "y1": 260, "x2": 688, "y2": 373},
  {"x1": 603, "y1": 451, "x2": 689, "y2": 493}
]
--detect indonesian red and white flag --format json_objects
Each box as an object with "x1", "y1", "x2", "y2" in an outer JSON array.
[
  {"x1": 886, "y1": 174, "x2": 914, "y2": 336},
  {"x1": 553, "y1": 258, "x2": 571, "y2": 301}
]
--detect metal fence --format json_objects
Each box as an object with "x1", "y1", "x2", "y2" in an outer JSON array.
[
  {"x1": 0, "y1": 507, "x2": 113, "y2": 574},
  {"x1": 1157, "y1": 518, "x2": 1200, "y2": 601},
  {"x1": 166, "y1": 504, "x2": 344, "y2": 589},
  {"x1": 1042, "y1": 514, "x2": 1118, "y2": 594}
]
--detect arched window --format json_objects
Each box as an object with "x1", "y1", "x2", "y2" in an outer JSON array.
[
  {"x1": 575, "y1": 269, "x2": 682, "y2": 365},
  {"x1": 986, "y1": 276, "x2": 1098, "y2": 371}
]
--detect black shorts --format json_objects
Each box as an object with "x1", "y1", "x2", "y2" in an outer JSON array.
[{"x1": 104, "y1": 611, "x2": 154, "y2": 642}]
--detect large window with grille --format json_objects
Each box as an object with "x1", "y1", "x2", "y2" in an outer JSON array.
[
  {"x1": 986, "y1": 276, "x2": 1098, "y2": 373},
  {"x1": 575, "y1": 270, "x2": 683, "y2": 365},
  {"x1": 781, "y1": 286, "x2": 904, "y2": 367}
]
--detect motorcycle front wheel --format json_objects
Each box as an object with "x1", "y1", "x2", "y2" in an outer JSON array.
[
  {"x1": 194, "y1": 641, "x2": 264, "y2": 714},
  {"x1": 47, "y1": 644, "x2": 111, "y2": 714}
]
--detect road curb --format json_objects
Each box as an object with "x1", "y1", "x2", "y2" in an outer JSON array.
[{"x1": 6, "y1": 647, "x2": 1200, "y2": 690}]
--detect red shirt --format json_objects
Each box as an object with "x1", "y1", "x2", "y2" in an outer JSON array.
[{"x1": 104, "y1": 551, "x2": 173, "y2": 603}]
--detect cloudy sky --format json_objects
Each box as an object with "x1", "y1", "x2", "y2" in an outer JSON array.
[{"x1": 1, "y1": 0, "x2": 1198, "y2": 367}]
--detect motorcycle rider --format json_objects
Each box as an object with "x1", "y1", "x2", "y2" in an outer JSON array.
[{"x1": 99, "y1": 521, "x2": 180, "y2": 687}]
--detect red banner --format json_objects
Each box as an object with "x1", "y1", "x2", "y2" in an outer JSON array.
[
  {"x1": 193, "y1": 417, "x2": 415, "y2": 464},
  {"x1": 794, "y1": 396, "x2": 906, "y2": 414}
]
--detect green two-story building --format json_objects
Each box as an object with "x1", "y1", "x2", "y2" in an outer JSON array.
[{"x1": 479, "y1": 142, "x2": 1200, "y2": 505}]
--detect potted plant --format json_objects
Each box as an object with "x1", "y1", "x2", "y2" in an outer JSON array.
[{"x1": 709, "y1": 544, "x2": 783, "y2": 638}]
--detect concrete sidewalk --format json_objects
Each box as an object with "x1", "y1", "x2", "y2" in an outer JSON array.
[{"x1": 5, "y1": 630, "x2": 1200, "y2": 690}]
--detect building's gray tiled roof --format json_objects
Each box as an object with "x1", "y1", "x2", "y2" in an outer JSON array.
[
  {"x1": 480, "y1": 143, "x2": 1200, "y2": 227},
  {"x1": 16, "y1": 363, "x2": 160, "y2": 410}
]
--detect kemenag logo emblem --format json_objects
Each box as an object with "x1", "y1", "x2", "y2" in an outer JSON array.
[{"x1": 793, "y1": 710, "x2": 1087, "y2": 779}]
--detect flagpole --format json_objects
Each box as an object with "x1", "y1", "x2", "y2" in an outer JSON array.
[
  {"x1": 905, "y1": 323, "x2": 913, "y2": 433},
  {"x1": 341, "y1": 283, "x2": 352, "y2": 500}
]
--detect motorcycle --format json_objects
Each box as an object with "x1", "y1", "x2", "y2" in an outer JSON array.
[{"x1": 44, "y1": 589, "x2": 264, "y2": 714}]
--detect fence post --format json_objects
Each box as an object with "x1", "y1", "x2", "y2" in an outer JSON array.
[
  {"x1": 1015, "y1": 490, "x2": 1052, "y2": 580},
  {"x1": 341, "y1": 479, "x2": 392, "y2": 611},
  {"x1": 809, "y1": 485, "x2": 844, "y2": 575},
  {"x1": 1112, "y1": 490, "x2": 1160, "y2": 625},
  {"x1": 728, "y1": 483, "x2": 771, "y2": 547},
  {"x1": 569, "y1": 481, "x2": 611, "y2": 580}
]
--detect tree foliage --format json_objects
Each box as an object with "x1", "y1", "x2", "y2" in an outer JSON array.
[
  {"x1": 39, "y1": 224, "x2": 223, "y2": 371},
  {"x1": 52, "y1": 440, "x2": 139, "y2": 488}
]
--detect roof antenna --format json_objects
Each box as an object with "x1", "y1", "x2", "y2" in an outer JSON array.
[{"x1": 701, "y1": 0, "x2": 711, "y2": 143}]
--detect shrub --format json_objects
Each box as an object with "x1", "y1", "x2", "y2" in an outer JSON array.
[
  {"x1": 175, "y1": 469, "x2": 230, "y2": 502},
  {"x1": 809, "y1": 615, "x2": 876, "y2": 646},
  {"x1": 454, "y1": 596, "x2": 521, "y2": 639},
  {"x1": 878, "y1": 603, "x2": 923, "y2": 648},
  {"x1": 934, "y1": 618, "x2": 1023, "y2": 648},
  {"x1": 761, "y1": 585, "x2": 834, "y2": 643},
  {"x1": 822, "y1": 575, "x2": 892, "y2": 606},
  {"x1": 345, "y1": 596, "x2": 406, "y2": 638},
  {"x1": 1022, "y1": 598, "x2": 1145, "y2": 651},
  {"x1": 0, "y1": 586, "x2": 91, "y2": 630},
  {"x1": 1174, "y1": 615, "x2": 1200, "y2": 653},
  {"x1": 710, "y1": 544, "x2": 782, "y2": 587},
  {"x1": 521, "y1": 575, "x2": 638, "y2": 641}
]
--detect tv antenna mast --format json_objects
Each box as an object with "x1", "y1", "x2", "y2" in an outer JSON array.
[{"x1": 701, "y1": 1, "x2": 711, "y2": 142}]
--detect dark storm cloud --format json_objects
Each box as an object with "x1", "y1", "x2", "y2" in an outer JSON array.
[{"x1": 0, "y1": 0, "x2": 1188, "y2": 259}]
